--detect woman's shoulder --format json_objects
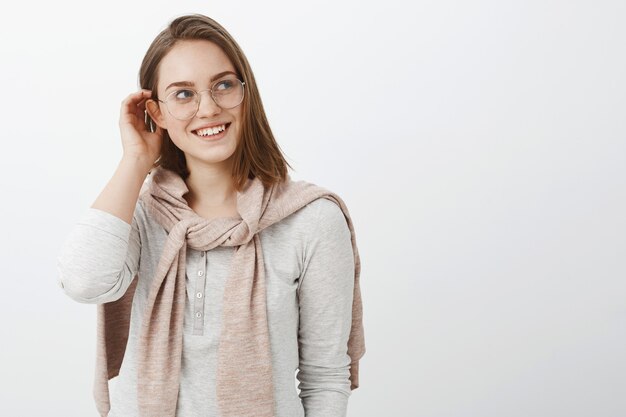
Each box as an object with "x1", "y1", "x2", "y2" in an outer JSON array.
[
  {"x1": 270, "y1": 195, "x2": 349, "y2": 241},
  {"x1": 306, "y1": 197, "x2": 347, "y2": 226},
  {"x1": 280, "y1": 176, "x2": 348, "y2": 223}
]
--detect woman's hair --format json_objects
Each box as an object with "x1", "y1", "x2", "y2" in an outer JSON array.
[{"x1": 139, "y1": 14, "x2": 291, "y2": 190}]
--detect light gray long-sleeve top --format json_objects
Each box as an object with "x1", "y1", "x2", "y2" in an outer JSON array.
[{"x1": 56, "y1": 196, "x2": 355, "y2": 417}]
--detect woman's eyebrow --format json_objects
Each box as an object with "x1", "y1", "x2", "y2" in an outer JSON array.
[{"x1": 164, "y1": 71, "x2": 238, "y2": 91}]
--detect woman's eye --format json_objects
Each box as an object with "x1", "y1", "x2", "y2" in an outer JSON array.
[
  {"x1": 214, "y1": 80, "x2": 234, "y2": 92},
  {"x1": 174, "y1": 89, "x2": 195, "y2": 100}
]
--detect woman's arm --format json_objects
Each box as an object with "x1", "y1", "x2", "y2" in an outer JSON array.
[
  {"x1": 56, "y1": 90, "x2": 160, "y2": 304},
  {"x1": 57, "y1": 156, "x2": 150, "y2": 304},
  {"x1": 297, "y1": 198, "x2": 356, "y2": 417}
]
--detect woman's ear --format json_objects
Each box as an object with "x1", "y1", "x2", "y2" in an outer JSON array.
[{"x1": 145, "y1": 99, "x2": 167, "y2": 130}]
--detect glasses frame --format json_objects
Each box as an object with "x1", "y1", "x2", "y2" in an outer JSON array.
[{"x1": 156, "y1": 77, "x2": 246, "y2": 121}]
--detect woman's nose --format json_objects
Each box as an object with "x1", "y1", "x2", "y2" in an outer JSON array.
[{"x1": 196, "y1": 90, "x2": 221, "y2": 117}]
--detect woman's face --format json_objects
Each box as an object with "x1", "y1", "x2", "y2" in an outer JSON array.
[{"x1": 147, "y1": 39, "x2": 243, "y2": 169}]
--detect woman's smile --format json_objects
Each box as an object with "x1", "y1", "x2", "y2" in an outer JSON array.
[{"x1": 192, "y1": 122, "x2": 232, "y2": 141}]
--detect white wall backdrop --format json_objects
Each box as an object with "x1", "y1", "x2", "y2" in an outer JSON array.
[{"x1": 1, "y1": 0, "x2": 625, "y2": 416}]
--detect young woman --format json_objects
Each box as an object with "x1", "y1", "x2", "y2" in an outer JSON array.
[{"x1": 56, "y1": 13, "x2": 364, "y2": 417}]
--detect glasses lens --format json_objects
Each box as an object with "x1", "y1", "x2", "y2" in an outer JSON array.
[
  {"x1": 165, "y1": 89, "x2": 199, "y2": 120},
  {"x1": 212, "y1": 77, "x2": 244, "y2": 109}
]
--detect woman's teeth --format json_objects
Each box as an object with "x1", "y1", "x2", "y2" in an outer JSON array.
[{"x1": 196, "y1": 124, "x2": 226, "y2": 137}]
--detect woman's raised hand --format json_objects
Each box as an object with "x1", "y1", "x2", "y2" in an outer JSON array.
[{"x1": 119, "y1": 89, "x2": 163, "y2": 167}]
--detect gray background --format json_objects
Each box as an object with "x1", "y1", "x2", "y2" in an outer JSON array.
[{"x1": 0, "y1": 0, "x2": 625, "y2": 416}]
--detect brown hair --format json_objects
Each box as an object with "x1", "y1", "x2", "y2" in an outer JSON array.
[{"x1": 139, "y1": 14, "x2": 291, "y2": 190}]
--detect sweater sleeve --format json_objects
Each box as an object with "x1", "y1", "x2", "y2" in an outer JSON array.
[
  {"x1": 296, "y1": 198, "x2": 355, "y2": 417},
  {"x1": 56, "y1": 206, "x2": 141, "y2": 304}
]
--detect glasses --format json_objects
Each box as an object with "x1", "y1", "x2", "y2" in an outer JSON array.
[{"x1": 156, "y1": 76, "x2": 246, "y2": 120}]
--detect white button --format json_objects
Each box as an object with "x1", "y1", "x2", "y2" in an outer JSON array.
[
  {"x1": 197, "y1": 270, "x2": 204, "y2": 277},
  {"x1": 201, "y1": 252, "x2": 205, "y2": 257},
  {"x1": 196, "y1": 292, "x2": 203, "y2": 298},
  {"x1": 195, "y1": 312, "x2": 202, "y2": 318}
]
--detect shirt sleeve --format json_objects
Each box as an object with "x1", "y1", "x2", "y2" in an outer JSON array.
[
  {"x1": 296, "y1": 198, "x2": 355, "y2": 417},
  {"x1": 56, "y1": 206, "x2": 141, "y2": 304}
]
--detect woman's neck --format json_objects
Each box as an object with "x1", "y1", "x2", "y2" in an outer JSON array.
[{"x1": 183, "y1": 160, "x2": 238, "y2": 215}]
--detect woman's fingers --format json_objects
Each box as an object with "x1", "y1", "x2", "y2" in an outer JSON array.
[{"x1": 120, "y1": 90, "x2": 152, "y2": 127}]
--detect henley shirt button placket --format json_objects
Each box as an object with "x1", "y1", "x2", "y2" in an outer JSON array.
[{"x1": 193, "y1": 253, "x2": 207, "y2": 336}]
